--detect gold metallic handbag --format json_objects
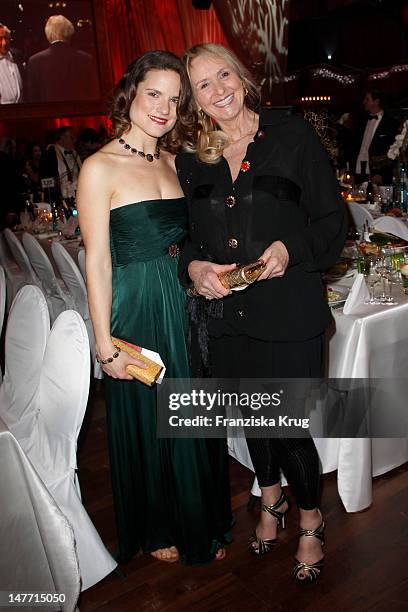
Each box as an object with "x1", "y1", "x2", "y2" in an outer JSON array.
[
  {"x1": 187, "y1": 259, "x2": 266, "y2": 297},
  {"x1": 111, "y1": 337, "x2": 163, "y2": 386}
]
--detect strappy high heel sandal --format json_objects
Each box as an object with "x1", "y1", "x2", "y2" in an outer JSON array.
[
  {"x1": 293, "y1": 520, "x2": 325, "y2": 584},
  {"x1": 249, "y1": 491, "x2": 291, "y2": 556}
]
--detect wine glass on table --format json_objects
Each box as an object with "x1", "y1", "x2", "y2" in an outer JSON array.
[
  {"x1": 374, "y1": 255, "x2": 398, "y2": 305},
  {"x1": 365, "y1": 260, "x2": 381, "y2": 304}
]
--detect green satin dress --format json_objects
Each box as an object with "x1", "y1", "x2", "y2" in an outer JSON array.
[{"x1": 105, "y1": 198, "x2": 232, "y2": 565}]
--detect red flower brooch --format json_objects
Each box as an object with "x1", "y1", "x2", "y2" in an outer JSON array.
[{"x1": 241, "y1": 160, "x2": 251, "y2": 172}]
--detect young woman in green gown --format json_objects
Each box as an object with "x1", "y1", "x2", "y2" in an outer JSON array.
[{"x1": 77, "y1": 51, "x2": 232, "y2": 565}]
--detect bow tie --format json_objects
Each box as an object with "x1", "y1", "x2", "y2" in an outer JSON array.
[
  {"x1": 368, "y1": 115, "x2": 378, "y2": 120},
  {"x1": 64, "y1": 150, "x2": 73, "y2": 155}
]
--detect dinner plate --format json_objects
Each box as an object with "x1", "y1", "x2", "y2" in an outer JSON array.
[
  {"x1": 327, "y1": 286, "x2": 349, "y2": 306},
  {"x1": 324, "y1": 258, "x2": 355, "y2": 282},
  {"x1": 324, "y1": 270, "x2": 355, "y2": 282}
]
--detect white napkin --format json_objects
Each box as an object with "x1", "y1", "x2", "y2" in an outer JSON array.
[{"x1": 343, "y1": 273, "x2": 370, "y2": 315}]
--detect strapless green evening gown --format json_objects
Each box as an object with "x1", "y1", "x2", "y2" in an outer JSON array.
[{"x1": 105, "y1": 198, "x2": 232, "y2": 565}]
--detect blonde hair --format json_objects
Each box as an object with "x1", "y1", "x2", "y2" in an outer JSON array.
[
  {"x1": 183, "y1": 43, "x2": 260, "y2": 164},
  {"x1": 0, "y1": 23, "x2": 11, "y2": 37},
  {"x1": 45, "y1": 15, "x2": 75, "y2": 44}
]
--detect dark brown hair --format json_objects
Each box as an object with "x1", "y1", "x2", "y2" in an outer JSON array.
[
  {"x1": 109, "y1": 50, "x2": 194, "y2": 154},
  {"x1": 365, "y1": 88, "x2": 387, "y2": 110}
]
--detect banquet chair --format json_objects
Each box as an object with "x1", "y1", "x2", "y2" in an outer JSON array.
[
  {"x1": 21, "y1": 310, "x2": 117, "y2": 590},
  {"x1": 347, "y1": 202, "x2": 374, "y2": 231},
  {"x1": 372, "y1": 215, "x2": 408, "y2": 241},
  {"x1": 0, "y1": 232, "x2": 26, "y2": 311},
  {"x1": 3, "y1": 227, "x2": 42, "y2": 288},
  {"x1": 0, "y1": 267, "x2": 5, "y2": 383},
  {"x1": 0, "y1": 285, "x2": 49, "y2": 441},
  {"x1": 78, "y1": 247, "x2": 86, "y2": 280},
  {"x1": 51, "y1": 241, "x2": 102, "y2": 379},
  {"x1": 22, "y1": 232, "x2": 76, "y2": 324},
  {"x1": 0, "y1": 417, "x2": 81, "y2": 610}
]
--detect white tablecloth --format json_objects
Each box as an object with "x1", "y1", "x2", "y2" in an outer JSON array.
[
  {"x1": 228, "y1": 282, "x2": 408, "y2": 512},
  {"x1": 0, "y1": 417, "x2": 80, "y2": 611},
  {"x1": 320, "y1": 283, "x2": 408, "y2": 511}
]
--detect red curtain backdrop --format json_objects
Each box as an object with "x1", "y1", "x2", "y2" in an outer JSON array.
[
  {"x1": 0, "y1": 115, "x2": 111, "y2": 141},
  {"x1": 105, "y1": 0, "x2": 228, "y2": 82}
]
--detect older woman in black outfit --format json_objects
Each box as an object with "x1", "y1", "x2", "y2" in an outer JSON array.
[{"x1": 176, "y1": 44, "x2": 347, "y2": 583}]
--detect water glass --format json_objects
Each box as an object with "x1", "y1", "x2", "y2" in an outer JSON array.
[
  {"x1": 375, "y1": 257, "x2": 398, "y2": 305},
  {"x1": 357, "y1": 255, "x2": 371, "y2": 275},
  {"x1": 364, "y1": 263, "x2": 381, "y2": 304}
]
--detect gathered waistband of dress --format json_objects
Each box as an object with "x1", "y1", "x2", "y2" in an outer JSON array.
[{"x1": 111, "y1": 240, "x2": 184, "y2": 267}]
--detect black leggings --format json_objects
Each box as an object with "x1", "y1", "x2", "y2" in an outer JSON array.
[{"x1": 209, "y1": 334, "x2": 324, "y2": 510}]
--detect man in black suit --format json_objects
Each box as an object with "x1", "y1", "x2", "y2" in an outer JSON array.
[
  {"x1": 0, "y1": 23, "x2": 25, "y2": 104},
  {"x1": 27, "y1": 14, "x2": 99, "y2": 103},
  {"x1": 354, "y1": 89, "x2": 398, "y2": 184}
]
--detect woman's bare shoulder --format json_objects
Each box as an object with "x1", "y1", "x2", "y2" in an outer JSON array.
[{"x1": 81, "y1": 145, "x2": 128, "y2": 182}]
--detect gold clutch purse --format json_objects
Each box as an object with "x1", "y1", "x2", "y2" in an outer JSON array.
[
  {"x1": 187, "y1": 260, "x2": 266, "y2": 297},
  {"x1": 111, "y1": 337, "x2": 164, "y2": 387}
]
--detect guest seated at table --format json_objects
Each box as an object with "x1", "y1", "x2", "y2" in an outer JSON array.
[
  {"x1": 40, "y1": 126, "x2": 82, "y2": 205},
  {"x1": 177, "y1": 43, "x2": 348, "y2": 583},
  {"x1": 23, "y1": 142, "x2": 43, "y2": 200}
]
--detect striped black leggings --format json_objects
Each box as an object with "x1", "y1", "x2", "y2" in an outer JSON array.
[{"x1": 209, "y1": 333, "x2": 324, "y2": 510}]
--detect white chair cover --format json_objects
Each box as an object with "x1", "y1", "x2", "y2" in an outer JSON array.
[
  {"x1": 78, "y1": 247, "x2": 86, "y2": 280},
  {"x1": 22, "y1": 232, "x2": 75, "y2": 324},
  {"x1": 347, "y1": 202, "x2": 374, "y2": 230},
  {"x1": 22, "y1": 310, "x2": 117, "y2": 590},
  {"x1": 51, "y1": 241, "x2": 102, "y2": 379},
  {"x1": 0, "y1": 232, "x2": 26, "y2": 311},
  {"x1": 0, "y1": 285, "x2": 50, "y2": 441},
  {"x1": 3, "y1": 228, "x2": 42, "y2": 287},
  {"x1": 0, "y1": 417, "x2": 80, "y2": 611},
  {"x1": 0, "y1": 266, "x2": 5, "y2": 384},
  {"x1": 372, "y1": 215, "x2": 408, "y2": 241},
  {"x1": 0, "y1": 266, "x2": 7, "y2": 384}
]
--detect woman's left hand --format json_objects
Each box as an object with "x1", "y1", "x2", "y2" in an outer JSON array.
[{"x1": 257, "y1": 240, "x2": 289, "y2": 280}]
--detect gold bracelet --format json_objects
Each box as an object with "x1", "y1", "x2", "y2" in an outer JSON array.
[{"x1": 96, "y1": 345, "x2": 121, "y2": 364}]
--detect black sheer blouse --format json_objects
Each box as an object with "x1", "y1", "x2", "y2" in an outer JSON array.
[{"x1": 176, "y1": 108, "x2": 348, "y2": 343}]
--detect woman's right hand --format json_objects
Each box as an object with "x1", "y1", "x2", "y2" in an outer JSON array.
[
  {"x1": 188, "y1": 260, "x2": 237, "y2": 299},
  {"x1": 97, "y1": 345, "x2": 149, "y2": 380}
]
